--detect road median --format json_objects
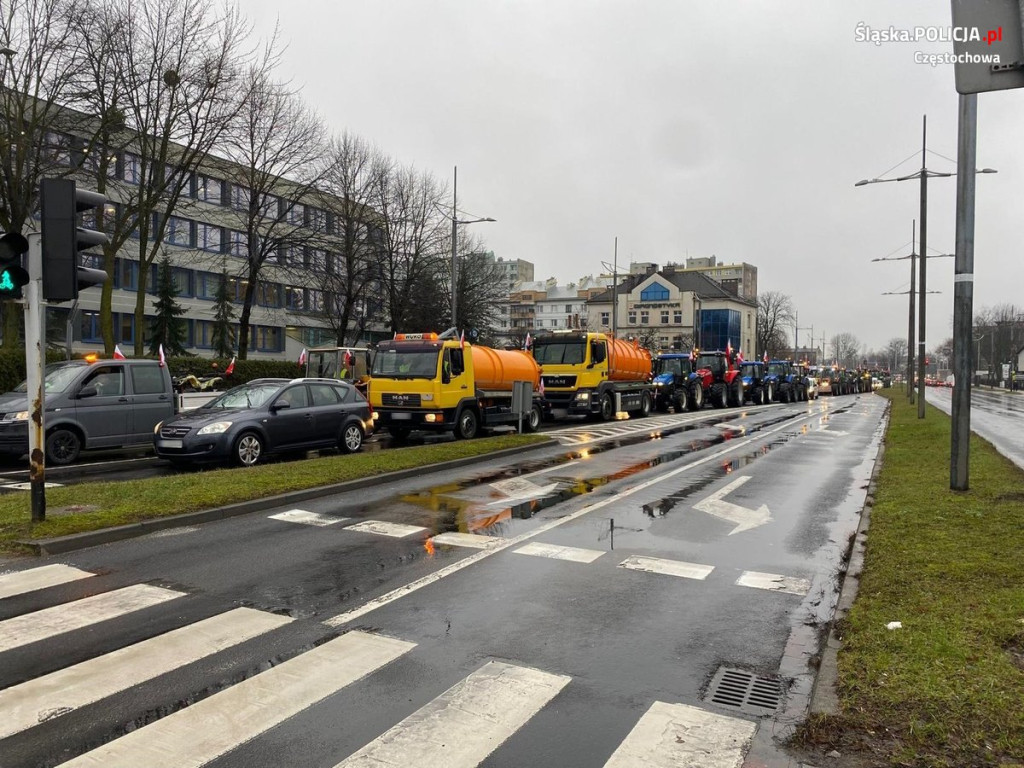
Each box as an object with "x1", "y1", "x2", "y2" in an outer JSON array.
[{"x1": 796, "y1": 389, "x2": 1024, "y2": 767}]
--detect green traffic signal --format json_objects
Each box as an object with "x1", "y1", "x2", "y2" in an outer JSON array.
[{"x1": 0, "y1": 232, "x2": 30, "y2": 299}]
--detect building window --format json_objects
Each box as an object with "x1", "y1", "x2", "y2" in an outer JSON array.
[
  {"x1": 229, "y1": 184, "x2": 250, "y2": 211},
  {"x1": 117, "y1": 313, "x2": 134, "y2": 344},
  {"x1": 196, "y1": 175, "x2": 223, "y2": 204},
  {"x1": 285, "y1": 286, "x2": 305, "y2": 310},
  {"x1": 308, "y1": 207, "x2": 327, "y2": 231},
  {"x1": 628, "y1": 311, "x2": 637, "y2": 325},
  {"x1": 660, "y1": 310, "x2": 670, "y2": 324},
  {"x1": 308, "y1": 289, "x2": 324, "y2": 312},
  {"x1": 640, "y1": 311, "x2": 650, "y2": 325},
  {"x1": 196, "y1": 272, "x2": 220, "y2": 300},
  {"x1": 80, "y1": 311, "x2": 103, "y2": 342},
  {"x1": 249, "y1": 325, "x2": 283, "y2": 352},
  {"x1": 197, "y1": 223, "x2": 222, "y2": 252},
  {"x1": 150, "y1": 265, "x2": 193, "y2": 297},
  {"x1": 674, "y1": 310, "x2": 683, "y2": 324},
  {"x1": 117, "y1": 259, "x2": 139, "y2": 291},
  {"x1": 601, "y1": 312, "x2": 610, "y2": 327},
  {"x1": 227, "y1": 231, "x2": 248, "y2": 257},
  {"x1": 122, "y1": 153, "x2": 143, "y2": 184},
  {"x1": 640, "y1": 282, "x2": 670, "y2": 302},
  {"x1": 165, "y1": 216, "x2": 193, "y2": 247},
  {"x1": 565, "y1": 304, "x2": 572, "y2": 313},
  {"x1": 256, "y1": 281, "x2": 280, "y2": 307},
  {"x1": 287, "y1": 202, "x2": 305, "y2": 226}
]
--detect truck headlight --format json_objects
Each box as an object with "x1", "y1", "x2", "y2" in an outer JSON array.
[{"x1": 576, "y1": 392, "x2": 590, "y2": 402}]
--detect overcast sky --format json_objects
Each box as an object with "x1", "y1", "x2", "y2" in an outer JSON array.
[{"x1": 241, "y1": 0, "x2": 1022, "y2": 354}]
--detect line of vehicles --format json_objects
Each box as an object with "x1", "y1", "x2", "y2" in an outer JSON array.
[{"x1": 0, "y1": 330, "x2": 887, "y2": 469}]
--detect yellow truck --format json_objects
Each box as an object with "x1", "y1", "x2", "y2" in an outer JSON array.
[
  {"x1": 369, "y1": 332, "x2": 544, "y2": 440},
  {"x1": 531, "y1": 330, "x2": 654, "y2": 420}
]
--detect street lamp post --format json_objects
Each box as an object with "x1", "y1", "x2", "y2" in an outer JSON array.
[
  {"x1": 449, "y1": 166, "x2": 495, "y2": 329},
  {"x1": 856, "y1": 114, "x2": 995, "y2": 417}
]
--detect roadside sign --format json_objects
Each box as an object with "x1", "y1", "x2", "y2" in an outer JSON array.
[{"x1": 950, "y1": 0, "x2": 1024, "y2": 93}]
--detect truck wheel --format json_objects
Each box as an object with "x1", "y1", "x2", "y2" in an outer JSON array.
[
  {"x1": 727, "y1": 380, "x2": 742, "y2": 408},
  {"x1": 655, "y1": 397, "x2": 669, "y2": 413},
  {"x1": 637, "y1": 392, "x2": 652, "y2": 418},
  {"x1": 711, "y1": 383, "x2": 726, "y2": 408},
  {"x1": 46, "y1": 428, "x2": 82, "y2": 466},
  {"x1": 781, "y1": 387, "x2": 791, "y2": 404},
  {"x1": 600, "y1": 393, "x2": 615, "y2": 421},
  {"x1": 454, "y1": 408, "x2": 479, "y2": 439},
  {"x1": 387, "y1": 426, "x2": 412, "y2": 441},
  {"x1": 675, "y1": 387, "x2": 689, "y2": 413},
  {"x1": 765, "y1": 383, "x2": 774, "y2": 403},
  {"x1": 688, "y1": 385, "x2": 704, "y2": 411},
  {"x1": 523, "y1": 403, "x2": 542, "y2": 433}
]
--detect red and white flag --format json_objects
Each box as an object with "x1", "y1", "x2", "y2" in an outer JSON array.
[
  {"x1": 763, "y1": 350, "x2": 769, "y2": 364},
  {"x1": 343, "y1": 350, "x2": 353, "y2": 367},
  {"x1": 158, "y1": 344, "x2": 166, "y2": 368},
  {"x1": 736, "y1": 349, "x2": 744, "y2": 364},
  {"x1": 112, "y1": 345, "x2": 126, "y2": 360},
  {"x1": 224, "y1": 356, "x2": 235, "y2": 376},
  {"x1": 727, "y1": 339, "x2": 734, "y2": 360},
  {"x1": 538, "y1": 376, "x2": 545, "y2": 396},
  {"x1": 459, "y1": 330, "x2": 465, "y2": 349},
  {"x1": 524, "y1": 332, "x2": 531, "y2": 350},
  {"x1": 298, "y1": 347, "x2": 307, "y2": 367}
]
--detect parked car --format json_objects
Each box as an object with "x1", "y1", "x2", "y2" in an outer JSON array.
[
  {"x1": 0, "y1": 358, "x2": 175, "y2": 465},
  {"x1": 154, "y1": 378, "x2": 373, "y2": 467}
]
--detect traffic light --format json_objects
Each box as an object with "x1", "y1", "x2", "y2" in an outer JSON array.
[
  {"x1": 40, "y1": 178, "x2": 110, "y2": 302},
  {"x1": 0, "y1": 232, "x2": 30, "y2": 300}
]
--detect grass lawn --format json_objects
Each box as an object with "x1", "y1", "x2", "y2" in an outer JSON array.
[
  {"x1": 0, "y1": 434, "x2": 548, "y2": 556},
  {"x1": 797, "y1": 390, "x2": 1024, "y2": 767}
]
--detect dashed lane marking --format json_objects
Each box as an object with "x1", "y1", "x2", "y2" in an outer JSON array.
[
  {"x1": 345, "y1": 520, "x2": 428, "y2": 538},
  {"x1": 268, "y1": 509, "x2": 348, "y2": 527},
  {"x1": 618, "y1": 556, "x2": 714, "y2": 581},
  {"x1": 429, "y1": 532, "x2": 504, "y2": 549},
  {"x1": 736, "y1": 571, "x2": 811, "y2": 596},
  {"x1": 513, "y1": 542, "x2": 605, "y2": 563}
]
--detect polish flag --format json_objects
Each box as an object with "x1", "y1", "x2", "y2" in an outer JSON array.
[
  {"x1": 112, "y1": 345, "x2": 126, "y2": 360},
  {"x1": 298, "y1": 347, "x2": 307, "y2": 367},
  {"x1": 736, "y1": 349, "x2": 744, "y2": 364},
  {"x1": 158, "y1": 344, "x2": 166, "y2": 368},
  {"x1": 459, "y1": 330, "x2": 465, "y2": 349},
  {"x1": 763, "y1": 350, "x2": 769, "y2": 365},
  {"x1": 524, "y1": 332, "x2": 531, "y2": 350},
  {"x1": 224, "y1": 356, "x2": 235, "y2": 376},
  {"x1": 343, "y1": 350, "x2": 353, "y2": 367},
  {"x1": 727, "y1": 339, "x2": 734, "y2": 360},
  {"x1": 538, "y1": 376, "x2": 545, "y2": 396}
]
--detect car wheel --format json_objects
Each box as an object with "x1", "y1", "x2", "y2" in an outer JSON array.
[
  {"x1": 233, "y1": 431, "x2": 264, "y2": 467},
  {"x1": 600, "y1": 393, "x2": 615, "y2": 421},
  {"x1": 688, "y1": 384, "x2": 704, "y2": 411},
  {"x1": 675, "y1": 386, "x2": 689, "y2": 413},
  {"x1": 454, "y1": 408, "x2": 479, "y2": 439},
  {"x1": 341, "y1": 423, "x2": 364, "y2": 453},
  {"x1": 46, "y1": 428, "x2": 81, "y2": 466}
]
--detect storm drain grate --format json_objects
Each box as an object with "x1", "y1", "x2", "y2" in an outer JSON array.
[{"x1": 704, "y1": 666, "x2": 783, "y2": 716}]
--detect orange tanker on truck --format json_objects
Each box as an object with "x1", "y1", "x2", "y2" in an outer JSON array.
[
  {"x1": 369, "y1": 331, "x2": 544, "y2": 440},
  {"x1": 531, "y1": 330, "x2": 654, "y2": 420}
]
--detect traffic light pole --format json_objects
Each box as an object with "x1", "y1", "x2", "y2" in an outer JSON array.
[{"x1": 24, "y1": 234, "x2": 47, "y2": 522}]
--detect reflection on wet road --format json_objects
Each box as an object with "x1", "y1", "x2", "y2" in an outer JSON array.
[{"x1": 926, "y1": 387, "x2": 1024, "y2": 470}]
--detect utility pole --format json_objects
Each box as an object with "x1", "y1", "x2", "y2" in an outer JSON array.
[
  {"x1": 917, "y1": 116, "x2": 929, "y2": 418},
  {"x1": 611, "y1": 237, "x2": 618, "y2": 338}
]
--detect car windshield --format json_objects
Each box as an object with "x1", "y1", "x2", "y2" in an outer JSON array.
[
  {"x1": 767, "y1": 363, "x2": 788, "y2": 376},
  {"x1": 371, "y1": 350, "x2": 440, "y2": 379},
  {"x1": 203, "y1": 383, "x2": 283, "y2": 409},
  {"x1": 740, "y1": 363, "x2": 760, "y2": 376},
  {"x1": 12, "y1": 363, "x2": 88, "y2": 394},
  {"x1": 532, "y1": 341, "x2": 586, "y2": 365},
  {"x1": 696, "y1": 354, "x2": 724, "y2": 372},
  {"x1": 654, "y1": 357, "x2": 691, "y2": 376}
]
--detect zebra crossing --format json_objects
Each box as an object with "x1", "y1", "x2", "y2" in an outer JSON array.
[
  {"x1": 543, "y1": 412, "x2": 708, "y2": 445},
  {"x1": 0, "y1": 560, "x2": 766, "y2": 767}
]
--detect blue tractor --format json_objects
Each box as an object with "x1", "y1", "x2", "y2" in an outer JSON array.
[
  {"x1": 763, "y1": 359, "x2": 807, "y2": 403},
  {"x1": 739, "y1": 361, "x2": 772, "y2": 405},
  {"x1": 651, "y1": 353, "x2": 705, "y2": 412}
]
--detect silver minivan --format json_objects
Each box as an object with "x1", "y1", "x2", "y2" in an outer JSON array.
[{"x1": 0, "y1": 359, "x2": 175, "y2": 465}]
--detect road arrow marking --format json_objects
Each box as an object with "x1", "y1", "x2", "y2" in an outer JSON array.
[{"x1": 693, "y1": 476, "x2": 771, "y2": 535}]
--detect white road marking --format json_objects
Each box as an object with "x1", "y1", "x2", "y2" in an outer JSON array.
[
  {"x1": 2, "y1": 482, "x2": 64, "y2": 490},
  {"x1": 693, "y1": 476, "x2": 772, "y2": 535},
  {"x1": 345, "y1": 520, "x2": 427, "y2": 538},
  {"x1": 0, "y1": 584, "x2": 184, "y2": 653},
  {"x1": 57, "y1": 630, "x2": 415, "y2": 768},
  {"x1": 513, "y1": 542, "x2": 605, "y2": 563},
  {"x1": 736, "y1": 571, "x2": 811, "y2": 596},
  {"x1": 430, "y1": 532, "x2": 504, "y2": 549},
  {"x1": 0, "y1": 608, "x2": 292, "y2": 740},
  {"x1": 324, "y1": 414, "x2": 821, "y2": 628},
  {"x1": 268, "y1": 509, "x2": 347, "y2": 527},
  {"x1": 602, "y1": 700, "x2": 756, "y2": 768},
  {"x1": 618, "y1": 556, "x2": 714, "y2": 581},
  {"x1": 334, "y1": 661, "x2": 570, "y2": 767},
  {"x1": 517, "y1": 460, "x2": 581, "y2": 478},
  {"x1": 0, "y1": 564, "x2": 94, "y2": 600}
]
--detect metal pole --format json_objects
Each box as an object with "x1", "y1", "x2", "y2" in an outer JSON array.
[
  {"x1": 451, "y1": 165, "x2": 458, "y2": 329},
  {"x1": 611, "y1": 237, "x2": 618, "y2": 338},
  {"x1": 951, "y1": 93, "x2": 977, "y2": 491},
  {"x1": 24, "y1": 234, "x2": 46, "y2": 521},
  {"x1": 917, "y1": 115, "x2": 928, "y2": 418},
  {"x1": 908, "y1": 221, "x2": 916, "y2": 403}
]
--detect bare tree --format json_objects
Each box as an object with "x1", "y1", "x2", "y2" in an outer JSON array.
[
  {"x1": 756, "y1": 291, "x2": 795, "y2": 359},
  {"x1": 215, "y1": 63, "x2": 329, "y2": 359},
  {"x1": 884, "y1": 336, "x2": 908, "y2": 372},
  {"x1": 372, "y1": 161, "x2": 448, "y2": 334},
  {"x1": 454, "y1": 236, "x2": 504, "y2": 337},
  {"x1": 0, "y1": 0, "x2": 95, "y2": 346},
  {"x1": 829, "y1": 332, "x2": 862, "y2": 369},
  {"x1": 318, "y1": 131, "x2": 387, "y2": 345}
]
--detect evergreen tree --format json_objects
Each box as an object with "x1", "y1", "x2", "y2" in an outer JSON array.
[
  {"x1": 211, "y1": 270, "x2": 237, "y2": 358},
  {"x1": 148, "y1": 256, "x2": 188, "y2": 356}
]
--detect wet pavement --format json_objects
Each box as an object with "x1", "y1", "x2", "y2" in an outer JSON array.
[
  {"x1": 925, "y1": 386, "x2": 1024, "y2": 470},
  {"x1": 0, "y1": 394, "x2": 887, "y2": 767}
]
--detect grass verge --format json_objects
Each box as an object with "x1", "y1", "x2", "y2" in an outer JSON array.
[
  {"x1": 0, "y1": 434, "x2": 548, "y2": 556},
  {"x1": 796, "y1": 390, "x2": 1024, "y2": 767}
]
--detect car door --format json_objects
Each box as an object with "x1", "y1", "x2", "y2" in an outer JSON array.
[
  {"x1": 73, "y1": 365, "x2": 130, "y2": 448},
  {"x1": 307, "y1": 382, "x2": 344, "y2": 444},
  {"x1": 126, "y1": 364, "x2": 174, "y2": 445},
  {"x1": 263, "y1": 383, "x2": 315, "y2": 451}
]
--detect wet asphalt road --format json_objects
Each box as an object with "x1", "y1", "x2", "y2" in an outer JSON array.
[
  {"x1": 925, "y1": 386, "x2": 1024, "y2": 470},
  {"x1": 0, "y1": 394, "x2": 888, "y2": 767}
]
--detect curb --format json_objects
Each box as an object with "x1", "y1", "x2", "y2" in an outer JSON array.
[{"x1": 19, "y1": 439, "x2": 558, "y2": 556}]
